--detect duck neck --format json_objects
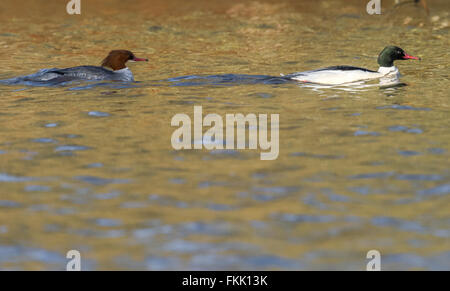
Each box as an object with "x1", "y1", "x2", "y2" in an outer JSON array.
[
  {"x1": 378, "y1": 66, "x2": 398, "y2": 75},
  {"x1": 113, "y1": 67, "x2": 134, "y2": 81},
  {"x1": 377, "y1": 53, "x2": 394, "y2": 67}
]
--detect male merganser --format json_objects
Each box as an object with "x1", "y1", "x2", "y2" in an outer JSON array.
[
  {"x1": 285, "y1": 46, "x2": 420, "y2": 85},
  {"x1": 1, "y1": 50, "x2": 148, "y2": 85}
]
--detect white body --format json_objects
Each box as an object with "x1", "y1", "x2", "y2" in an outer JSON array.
[
  {"x1": 288, "y1": 66, "x2": 400, "y2": 85},
  {"x1": 113, "y1": 67, "x2": 134, "y2": 82}
]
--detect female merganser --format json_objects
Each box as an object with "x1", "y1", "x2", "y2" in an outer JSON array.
[
  {"x1": 285, "y1": 46, "x2": 420, "y2": 85},
  {"x1": 1, "y1": 50, "x2": 148, "y2": 85}
]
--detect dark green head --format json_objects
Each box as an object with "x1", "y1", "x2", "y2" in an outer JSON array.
[{"x1": 377, "y1": 46, "x2": 420, "y2": 67}]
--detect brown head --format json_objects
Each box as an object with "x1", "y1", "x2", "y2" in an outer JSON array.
[{"x1": 101, "y1": 50, "x2": 148, "y2": 71}]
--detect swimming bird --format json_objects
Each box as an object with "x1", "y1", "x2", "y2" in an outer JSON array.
[
  {"x1": 1, "y1": 50, "x2": 148, "y2": 85},
  {"x1": 285, "y1": 46, "x2": 420, "y2": 86}
]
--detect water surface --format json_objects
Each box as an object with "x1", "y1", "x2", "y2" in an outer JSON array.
[{"x1": 0, "y1": 0, "x2": 449, "y2": 270}]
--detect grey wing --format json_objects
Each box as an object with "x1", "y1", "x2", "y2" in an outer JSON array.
[{"x1": 51, "y1": 66, "x2": 114, "y2": 80}]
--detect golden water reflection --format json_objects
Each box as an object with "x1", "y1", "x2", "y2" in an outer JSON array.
[{"x1": 0, "y1": 0, "x2": 449, "y2": 270}]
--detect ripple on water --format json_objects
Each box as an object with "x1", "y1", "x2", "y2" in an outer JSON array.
[
  {"x1": 207, "y1": 203, "x2": 235, "y2": 211},
  {"x1": 189, "y1": 253, "x2": 302, "y2": 270},
  {"x1": 348, "y1": 186, "x2": 385, "y2": 195},
  {"x1": 388, "y1": 125, "x2": 423, "y2": 134},
  {"x1": 428, "y1": 148, "x2": 445, "y2": 155},
  {"x1": 74, "y1": 228, "x2": 125, "y2": 238},
  {"x1": 148, "y1": 194, "x2": 191, "y2": 209},
  {"x1": 145, "y1": 257, "x2": 181, "y2": 271},
  {"x1": 376, "y1": 105, "x2": 431, "y2": 111},
  {"x1": 167, "y1": 74, "x2": 290, "y2": 87},
  {"x1": 44, "y1": 123, "x2": 59, "y2": 128},
  {"x1": 244, "y1": 255, "x2": 303, "y2": 269},
  {"x1": 290, "y1": 152, "x2": 345, "y2": 159},
  {"x1": 198, "y1": 181, "x2": 229, "y2": 188},
  {"x1": 0, "y1": 173, "x2": 35, "y2": 182},
  {"x1": 133, "y1": 221, "x2": 235, "y2": 243},
  {"x1": 241, "y1": 186, "x2": 299, "y2": 201},
  {"x1": 120, "y1": 201, "x2": 147, "y2": 208},
  {"x1": 54, "y1": 207, "x2": 76, "y2": 215},
  {"x1": 32, "y1": 138, "x2": 57, "y2": 143},
  {"x1": 94, "y1": 218, "x2": 122, "y2": 227},
  {"x1": 133, "y1": 225, "x2": 173, "y2": 240},
  {"x1": 250, "y1": 92, "x2": 274, "y2": 99},
  {"x1": 57, "y1": 134, "x2": 81, "y2": 139},
  {"x1": 398, "y1": 150, "x2": 421, "y2": 156},
  {"x1": 0, "y1": 245, "x2": 66, "y2": 265},
  {"x1": 94, "y1": 191, "x2": 121, "y2": 200},
  {"x1": 396, "y1": 174, "x2": 442, "y2": 181},
  {"x1": 74, "y1": 176, "x2": 131, "y2": 186},
  {"x1": 88, "y1": 111, "x2": 111, "y2": 117},
  {"x1": 349, "y1": 172, "x2": 443, "y2": 182},
  {"x1": 85, "y1": 163, "x2": 103, "y2": 169},
  {"x1": 54, "y1": 145, "x2": 90, "y2": 152},
  {"x1": 274, "y1": 213, "x2": 336, "y2": 223},
  {"x1": 180, "y1": 222, "x2": 234, "y2": 236},
  {"x1": 0, "y1": 200, "x2": 22, "y2": 208},
  {"x1": 24, "y1": 185, "x2": 51, "y2": 192},
  {"x1": 208, "y1": 149, "x2": 240, "y2": 158},
  {"x1": 148, "y1": 25, "x2": 163, "y2": 32},
  {"x1": 60, "y1": 193, "x2": 88, "y2": 205},
  {"x1": 302, "y1": 194, "x2": 328, "y2": 209},
  {"x1": 371, "y1": 216, "x2": 426, "y2": 233},
  {"x1": 354, "y1": 130, "x2": 380, "y2": 136},
  {"x1": 162, "y1": 239, "x2": 256, "y2": 255},
  {"x1": 418, "y1": 184, "x2": 450, "y2": 196},
  {"x1": 321, "y1": 188, "x2": 351, "y2": 202},
  {"x1": 381, "y1": 252, "x2": 450, "y2": 271},
  {"x1": 0, "y1": 226, "x2": 7, "y2": 234},
  {"x1": 252, "y1": 172, "x2": 267, "y2": 179},
  {"x1": 350, "y1": 172, "x2": 395, "y2": 179},
  {"x1": 169, "y1": 178, "x2": 185, "y2": 185}
]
